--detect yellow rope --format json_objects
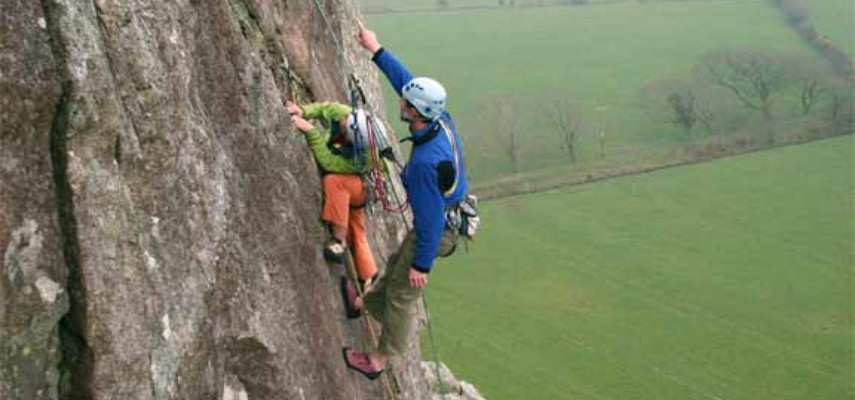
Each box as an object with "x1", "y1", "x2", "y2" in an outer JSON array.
[
  {"x1": 342, "y1": 250, "x2": 399, "y2": 400},
  {"x1": 287, "y1": 68, "x2": 308, "y2": 105}
]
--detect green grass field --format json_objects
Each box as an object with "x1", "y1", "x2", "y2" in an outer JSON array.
[
  {"x1": 423, "y1": 136, "x2": 854, "y2": 400},
  {"x1": 357, "y1": 0, "x2": 504, "y2": 9},
  {"x1": 806, "y1": 0, "x2": 853, "y2": 52},
  {"x1": 365, "y1": 1, "x2": 823, "y2": 183}
]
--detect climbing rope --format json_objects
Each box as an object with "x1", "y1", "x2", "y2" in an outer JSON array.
[
  {"x1": 422, "y1": 291, "x2": 450, "y2": 399},
  {"x1": 311, "y1": 0, "x2": 356, "y2": 90},
  {"x1": 341, "y1": 250, "x2": 400, "y2": 400},
  {"x1": 309, "y1": 2, "x2": 447, "y2": 398},
  {"x1": 364, "y1": 116, "x2": 409, "y2": 213}
]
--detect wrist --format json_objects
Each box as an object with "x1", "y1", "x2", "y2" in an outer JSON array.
[
  {"x1": 411, "y1": 264, "x2": 430, "y2": 274},
  {"x1": 371, "y1": 47, "x2": 385, "y2": 61}
]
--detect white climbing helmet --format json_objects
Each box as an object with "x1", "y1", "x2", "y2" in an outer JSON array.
[
  {"x1": 402, "y1": 77, "x2": 447, "y2": 121},
  {"x1": 346, "y1": 109, "x2": 392, "y2": 152},
  {"x1": 346, "y1": 109, "x2": 371, "y2": 144}
]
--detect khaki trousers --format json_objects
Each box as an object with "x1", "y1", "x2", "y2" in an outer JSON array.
[{"x1": 363, "y1": 229, "x2": 456, "y2": 357}]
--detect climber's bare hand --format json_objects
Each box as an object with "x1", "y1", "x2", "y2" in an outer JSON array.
[
  {"x1": 356, "y1": 20, "x2": 381, "y2": 53},
  {"x1": 408, "y1": 268, "x2": 428, "y2": 289},
  {"x1": 290, "y1": 115, "x2": 314, "y2": 133},
  {"x1": 285, "y1": 101, "x2": 303, "y2": 117}
]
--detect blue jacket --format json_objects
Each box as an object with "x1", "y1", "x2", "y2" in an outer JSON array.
[{"x1": 373, "y1": 48, "x2": 469, "y2": 273}]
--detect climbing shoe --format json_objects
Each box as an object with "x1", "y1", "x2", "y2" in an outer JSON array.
[
  {"x1": 340, "y1": 277, "x2": 362, "y2": 319},
  {"x1": 323, "y1": 239, "x2": 345, "y2": 263},
  {"x1": 342, "y1": 347, "x2": 383, "y2": 380}
]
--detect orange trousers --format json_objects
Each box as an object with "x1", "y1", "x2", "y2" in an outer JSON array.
[{"x1": 322, "y1": 174, "x2": 377, "y2": 281}]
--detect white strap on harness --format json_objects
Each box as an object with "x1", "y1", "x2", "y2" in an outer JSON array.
[{"x1": 436, "y1": 119, "x2": 460, "y2": 197}]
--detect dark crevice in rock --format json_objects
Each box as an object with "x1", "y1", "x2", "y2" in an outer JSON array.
[
  {"x1": 250, "y1": 71, "x2": 262, "y2": 124},
  {"x1": 51, "y1": 59, "x2": 92, "y2": 400},
  {"x1": 113, "y1": 134, "x2": 122, "y2": 164},
  {"x1": 40, "y1": 1, "x2": 93, "y2": 398}
]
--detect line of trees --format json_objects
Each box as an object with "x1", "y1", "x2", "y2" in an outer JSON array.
[
  {"x1": 480, "y1": 92, "x2": 604, "y2": 174},
  {"x1": 643, "y1": 47, "x2": 853, "y2": 144},
  {"x1": 768, "y1": 0, "x2": 853, "y2": 76},
  {"x1": 479, "y1": 47, "x2": 850, "y2": 176}
]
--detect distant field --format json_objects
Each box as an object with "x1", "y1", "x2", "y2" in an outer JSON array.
[
  {"x1": 366, "y1": 1, "x2": 819, "y2": 183},
  {"x1": 423, "y1": 136, "x2": 854, "y2": 400},
  {"x1": 806, "y1": 0, "x2": 854, "y2": 52},
  {"x1": 358, "y1": 0, "x2": 637, "y2": 10},
  {"x1": 357, "y1": 0, "x2": 507, "y2": 9}
]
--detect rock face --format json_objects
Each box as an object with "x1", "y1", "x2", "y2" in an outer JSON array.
[
  {"x1": 1, "y1": 1, "x2": 434, "y2": 399},
  {"x1": 422, "y1": 362, "x2": 487, "y2": 400}
]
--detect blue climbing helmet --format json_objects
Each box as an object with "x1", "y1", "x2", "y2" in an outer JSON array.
[{"x1": 402, "y1": 77, "x2": 447, "y2": 121}]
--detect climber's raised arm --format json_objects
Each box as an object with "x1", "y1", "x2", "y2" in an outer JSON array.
[{"x1": 356, "y1": 22, "x2": 413, "y2": 97}]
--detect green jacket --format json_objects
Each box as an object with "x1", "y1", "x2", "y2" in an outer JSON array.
[{"x1": 301, "y1": 102, "x2": 369, "y2": 174}]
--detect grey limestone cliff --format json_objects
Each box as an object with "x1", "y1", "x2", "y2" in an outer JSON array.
[{"x1": 0, "y1": 1, "x2": 436, "y2": 399}]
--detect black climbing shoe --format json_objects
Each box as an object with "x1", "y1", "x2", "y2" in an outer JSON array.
[
  {"x1": 340, "y1": 277, "x2": 362, "y2": 319},
  {"x1": 323, "y1": 239, "x2": 345, "y2": 263}
]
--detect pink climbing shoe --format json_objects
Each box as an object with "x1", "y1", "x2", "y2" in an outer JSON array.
[{"x1": 342, "y1": 347, "x2": 383, "y2": 380}]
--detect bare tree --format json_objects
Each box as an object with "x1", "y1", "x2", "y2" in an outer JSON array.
[
  {"x1": 798, "y1": 76, "x2": 823, "y2": 115},
  {"x1": 700, "y1": 48, "x2": 794, "y2": 124},
  {"x1": 545, "y1": 97, "x2": 582, "y2": 163},
  {"x1": 642, "y1": 76, "x2": 712, "y2": 139},
  {"x1": 667, "y1": 91, "x2": 700, "y2": 134},
  {"x1": 790, "y1": 59, "x2": 834, "y2": 115},
  {"x1": 491, "y1": 96, "x2": 525, "y2": 173},
  {"x1": 827, "y1": 78, "x2": 854, "y2": 134},
  {"x1": 595, "y1": 124, "x2": 606, "y2": 159},
  {"x1": 478, "y1": 94, "x2": 526, "y2": 173}
]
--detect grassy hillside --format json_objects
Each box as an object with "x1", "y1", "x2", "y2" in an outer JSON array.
[
  {"x1": 358, "y1": 0, "x2": 505, "y2": 9},
  {"x1": 365, "y1": 1, "x2": 822, "y2": 183},
  {"x1": 806, "y1": 0, "x2": 854, "y2": 52},
  {"x1": 423, "y1": 136, "x2": 854, "y2": 400}
]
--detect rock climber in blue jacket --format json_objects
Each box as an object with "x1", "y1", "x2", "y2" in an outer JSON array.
[{"x1": 341, "y1": 21, "x2": 469, "y2": 380}]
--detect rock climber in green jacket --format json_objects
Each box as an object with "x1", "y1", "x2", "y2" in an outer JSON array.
[{"x1": 287, "y1": 100, "x2": 378, "y2": 287}]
